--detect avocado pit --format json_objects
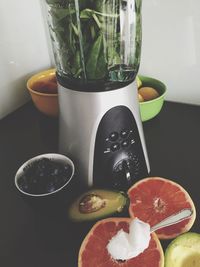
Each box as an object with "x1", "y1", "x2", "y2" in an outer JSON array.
[{"x1": 79, "y1": 194, "x2": 106, "y2": 214}]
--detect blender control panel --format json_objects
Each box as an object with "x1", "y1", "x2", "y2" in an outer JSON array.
[
  {"x1": 93, "y1": 105, "x2": 148, "y2": 190},
  {"x1": 104, "y1": 129, "x2": 136, "y2": 154}
]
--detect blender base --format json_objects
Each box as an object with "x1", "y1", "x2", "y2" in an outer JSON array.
[{"x1": 58, "y1": 81, "x2": 150, "y2": 188}]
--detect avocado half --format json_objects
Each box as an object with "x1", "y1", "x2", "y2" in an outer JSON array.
[
  {"x1": 165, "y1": 232, "x2": 200, "y2": 267},
  {"x1": 68, "y1": 189, "x2": 129, "y2": 222}
]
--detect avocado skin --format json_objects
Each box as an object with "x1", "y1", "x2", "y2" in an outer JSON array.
[
  {"x1": 68, "y1": 189, "x2": 129, "y2": 222},
  {"x1": 165, "y1": 232, "x2": 200, "y2": 267}
]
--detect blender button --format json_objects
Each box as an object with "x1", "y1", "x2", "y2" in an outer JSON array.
[
  {"x1": 120, "y1": 130, "x2": 128, "y2": 138},
  {"x1": 111, "y1": 143, "x2": 120, "y2": 152},
  {"x1": 104, "y1": 148, "x2": 111, "y2": 154},
  {"x1": 122, "y1": 140, "x2": 129, "y2": 147},
  {"x1": 109, "y1": 132, "x2": 119, "y2": 142}
]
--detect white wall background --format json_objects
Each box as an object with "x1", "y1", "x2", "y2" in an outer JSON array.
[
  {"x1": 0, "y1": 0, "x2": 200, "y2": 119},
  {"x1": 0, "y1": 0, "x2": 51, "y2": 119},
  {"x1": 140, "y1": 0, "x2": 200, "y2": 105}
]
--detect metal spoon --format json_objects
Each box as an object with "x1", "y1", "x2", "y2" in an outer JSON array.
[{"x1": 150, "y1": 208, "x2": 193, "y2": 233}]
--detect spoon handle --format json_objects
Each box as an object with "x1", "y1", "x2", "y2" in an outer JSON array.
[{"x1": 150, "y1": 208, "x2": 193, "y2": 233}]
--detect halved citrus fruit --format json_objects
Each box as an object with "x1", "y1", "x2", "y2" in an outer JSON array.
[
  {"x1": 128, "y1": 177, "x2": 196, "y2": 239},
  {"x1": 78, "y1": 218, "x2": 164, "y2": 267}
]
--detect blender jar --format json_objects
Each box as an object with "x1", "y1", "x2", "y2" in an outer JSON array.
[{"x1": 45, "y1": 0, "x2": 142, "y2": 89}]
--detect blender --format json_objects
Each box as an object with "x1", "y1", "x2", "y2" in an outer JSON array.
[{"x1": 44, "y1": 0, "x2": 150, "y2": 189}]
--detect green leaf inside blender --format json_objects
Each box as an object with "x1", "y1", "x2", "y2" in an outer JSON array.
[{"x1": 45, "y1": 0, "x2": 142, "y2": 82}]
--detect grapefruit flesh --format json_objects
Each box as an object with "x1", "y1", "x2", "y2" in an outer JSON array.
[
  {"x1": 128, "y1": 177, "x2": 196, "y2": 239},
  {"x1": 78, "y1": 218, "x2": 164, "y2": 267}
]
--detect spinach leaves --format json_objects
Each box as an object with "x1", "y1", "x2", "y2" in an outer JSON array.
[{"x1": 45, "y1": 0, "x2": 142, "y2": 82}]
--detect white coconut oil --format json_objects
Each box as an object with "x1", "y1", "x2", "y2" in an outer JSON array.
[{"x1": 107, "y1": 218, "x2": 151, "y2": 261}]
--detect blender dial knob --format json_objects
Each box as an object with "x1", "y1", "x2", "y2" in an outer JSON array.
[
  {"x1": 109, "y1": 132, "x2": 119, "y2": 142},
  {"x1": 111, "y1": 143, "x2": 120, "y2": 152},
  {"x1": 120, "y1": 130, "x2": 128, "y2": 138}
]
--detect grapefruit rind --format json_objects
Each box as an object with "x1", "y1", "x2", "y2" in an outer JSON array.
[
  {"x1": 78, "y1": 217, "x2": 164, "y2": 267},
  {"x1": 128, "y1": 177, "x2": 196, "y2": 240},
  {"x1": 165, "y1": 232, "x2": 200, "y2": 267}
]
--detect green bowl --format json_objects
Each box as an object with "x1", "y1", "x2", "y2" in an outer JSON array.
[{"x1": 138, "y1": 75, "x2": 167, "y2": 122}]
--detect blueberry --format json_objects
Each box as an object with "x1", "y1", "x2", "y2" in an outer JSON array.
[
  {"x1": 20, "y1": 183, "x2": 28, "y2": 191},
  {"x1": 18, "y1": 175, "x2": 26, "y2": 185},
  {"x1": 51, "y1": 168, "x2": 59, "y2": 176},
  {"x1": 46, "y1": 182, "x2": 56, "y2": 193},
  {"x1": 64, "y1": 165, "x2": 70, "y2": 171}
]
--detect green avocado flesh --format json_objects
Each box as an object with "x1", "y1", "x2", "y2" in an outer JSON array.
[
  {"x1": 68, "y1": 189, "x2": 128, "y2": 222},
  {"x1": 165, "y1": 232, "x2": 200, "y2": 267}
]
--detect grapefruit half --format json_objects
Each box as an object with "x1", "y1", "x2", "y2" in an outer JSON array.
[
  {"x1": 128, "y1": 177, "x2": 196, "y2": 239},
  {"x1": 78, "y1": 218, "x2": 164, "y2": 267}
]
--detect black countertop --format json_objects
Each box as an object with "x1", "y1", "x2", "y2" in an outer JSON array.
[{"x1": 0, "y1": 101, "x2": 200, "y2": 266}]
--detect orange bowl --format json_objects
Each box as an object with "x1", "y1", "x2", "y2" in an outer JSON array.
[{"x1": 27, "y1": 69, "x2": 58, "y2": 117}]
